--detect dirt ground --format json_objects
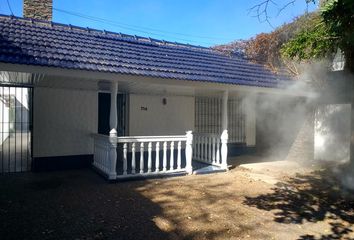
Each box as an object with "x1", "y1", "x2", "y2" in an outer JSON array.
[{"x1": 1, "y1": 156, "x2": 354, "y2": 240}]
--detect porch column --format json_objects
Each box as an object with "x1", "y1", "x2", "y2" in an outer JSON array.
[
  {"x1": 222, "y1": 90, "x2": 228, "y2": 131},
  {"x1": 221, "y1": 90, "x2": 228, "y2": 169},
  {"x1": 109, "y1": 81, "x2": 118, "y2": 137}
]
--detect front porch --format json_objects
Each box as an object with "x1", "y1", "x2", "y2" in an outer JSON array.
[
  {"x1": 92, "y1": 131, "x2": 229, "y2": 180},
  {"x1": 91, "y1": 79, "x2": 233, "y2": 180}
]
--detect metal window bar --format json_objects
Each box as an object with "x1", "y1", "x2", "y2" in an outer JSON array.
[
  {"x1": 195, "y1": 96, "x2": 245, "y2": 143},
  {"x1": 0, "y1": 86, "x2": 32, "y2": 173}
]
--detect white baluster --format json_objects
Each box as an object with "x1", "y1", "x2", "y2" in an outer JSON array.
[
  {"x1": 193, "y1": 137, "x2": 196, "y2": 158},
  {"x1": 208, "y1": 137, "x2": 212, "y2": 163},
  {"x1": 195, "y1": 136, "x2": 199, "y2": 159},
  {"x1": 212, "y1": 137, "x2": 216, "y2": 164},
  {"x1": 123, "y1": 143, "x2": 128, "y2": 175},
  {"x1": 148, "y1": 142, "x2": 152, "y2": 173},
  {"x1": 131, "y1": 143, "x2": 136, "y2": 174},
  {"x1": 177, "y1": 141, "x2": 181, "y2": 169},
  {"x1": 204, "y1": 137, "x2": 208, "y2": 161},
  {"x1": 198, "y1": 136, "x2": 202, "y2": 159},
  {"x1": 170, "y1": 141, "x2": 175, "y2": 170},
  {"x1": 140, "y1": 142, "x2": 144, "y2": 174},
  {"x1": 216, "y1": 138, "x2": 220, "y2": 164},
  {"x1": 163, "y1": 141, "x2": 167, "y2": 172},
  {"x1": 93, "y1": 143, "x2": 97, "y2": 168},
  {"x1": 200, "y1": 137, "x2": 204, "y2": 160},
  {"x1": 185, "y1": 131, "x2": 193, "y2": 174},
  {"x1": 155, "y1": 142, "x2": 160, "y2": 172}
]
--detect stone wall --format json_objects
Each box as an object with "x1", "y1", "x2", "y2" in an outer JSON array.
[{"x1": 23, "y1": 0, "x2": 52, "y2": 21}]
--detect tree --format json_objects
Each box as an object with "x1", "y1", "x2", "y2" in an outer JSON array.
[
  {"x1": 248, "y1": 0, "x2": 354, "y2": 73},
  {"x1": 252, "y1": 0, "x2": 354, "y2": 165},
  {"x1": 213, "y1": 12, "x2": 320, "y2": 75},
  {"x1": 321, "y1": 0, "x2": 354, "y2": 73}
]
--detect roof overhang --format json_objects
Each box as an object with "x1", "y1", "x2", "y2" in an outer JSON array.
[{"x1": 0, "y1": 62, "x2": 314, "y2": 98}]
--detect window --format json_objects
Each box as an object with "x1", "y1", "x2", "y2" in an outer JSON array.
[{"x1": 195, "y1": 97, "x2": 245, "y2": 143}]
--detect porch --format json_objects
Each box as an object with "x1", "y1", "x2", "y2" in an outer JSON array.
[
  {"x1": 92, "y1": 81, "x2": 231, "y2": 180},
  {"x1": 92, "y1": 131, "x2": 229, "y2": 180}
]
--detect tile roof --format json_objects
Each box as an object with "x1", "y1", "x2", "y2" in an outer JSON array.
[{"x1": 0, "y1": 15, "x2": 290, "y2": 88}]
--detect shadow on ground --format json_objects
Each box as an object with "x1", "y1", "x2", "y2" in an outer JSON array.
[
  {"x1": 0, "y1": 168, "x2": 273, "y2": 240},
  {"x1": 0, "y1": 170, "x2": 172, "y2": 240},
  {"x1": 243, "y1": 168, "x2": 354, "y2": 240}
]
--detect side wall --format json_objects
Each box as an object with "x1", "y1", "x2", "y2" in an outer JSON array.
[
  {"x1": 33, "y1": 87, "x2": 97, "y2": 162},
  {"x1": 129, "y1": 94, "x2": 195, "y2": 136}
]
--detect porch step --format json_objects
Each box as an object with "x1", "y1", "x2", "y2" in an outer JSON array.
[{"x1": 193, "y1": 165, "x2": 226, "y2": 175}]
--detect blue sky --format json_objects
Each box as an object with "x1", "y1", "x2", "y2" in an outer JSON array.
[{"x1": 0, "y1": 0, "x2": 317, "y2": 46}]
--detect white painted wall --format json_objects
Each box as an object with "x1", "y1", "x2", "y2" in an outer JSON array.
[
  {"x1": 33, "y1": 87, "x2": 97, "y2": 157},
  {"x1": 129, "y1": 94, "x2": 195, "y2": 136},
  {"x1": 315, "y1": 104, "x2": 350, "y2": 163}
]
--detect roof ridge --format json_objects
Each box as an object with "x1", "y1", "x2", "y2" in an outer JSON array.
[{"x1": 0, "y1": 14, "x2": 211, "y2": 52}]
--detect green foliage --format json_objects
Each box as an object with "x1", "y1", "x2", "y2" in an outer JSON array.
[
  {"x1": 321, "y1": 0, "x2": 354, "y2": 72},
  {"x1": 280, "y1": 14, "x2": 336, "y2": 60},
  {"x1": 281, "y1": 0, "x2": 354, "y2": 72},
  {"x1": 214, "y1": 13, "x2": 321, "y2": 74},
  {"x1": 216, "y1": 0, "x2": 354, "y2": 73}
]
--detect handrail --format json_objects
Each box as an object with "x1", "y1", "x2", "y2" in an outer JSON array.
[
  {"x1": 92, "y1": 133, "x2": 187, "y2": 143},
  {"x1": 194, "y1": 132, "x2": 219, "y2": 138},
  {"x1": 92, "y1": 132, "x2": 193, "y2": 180}
]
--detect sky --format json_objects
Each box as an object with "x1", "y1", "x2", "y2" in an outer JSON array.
[{"x1": 0, "y1": 0, "x2": 317, "y2": 47}]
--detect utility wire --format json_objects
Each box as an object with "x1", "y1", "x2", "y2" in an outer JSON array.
[
  {"x1": 53, "y1": 7, "x2": 235, "y2": 41},
  {"x1": 53, "y1": 7, "x2": 237, "y2": 46},
  {"x1": 6, "y1": 0, "x2": 13, "y2": 15},
  {"x1": 53, "y1": 8, "x2": 215, "y2": 45}
]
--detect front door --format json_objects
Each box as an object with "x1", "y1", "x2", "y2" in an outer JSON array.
[{"x1": 98, "y1": 92, "x2": 128, "y2": 136}]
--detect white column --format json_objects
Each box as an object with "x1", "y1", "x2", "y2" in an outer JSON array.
[
  {"x1": 222, "y1": 90, "x2": 228, "y2": 131},
  {"x1": 221, "y1": 90, "x2": 228, "y2": 170},
  {"x1": 109, "y1": 81, "x2": 118, "y2": 137},
  {"x1": 221, "y1": 130, "x2": 228, "y2": 170},
  {"x1": 108, "y1": 81, "x2": 118, "y2": 179}
]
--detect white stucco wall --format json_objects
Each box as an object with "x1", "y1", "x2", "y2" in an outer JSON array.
[
  {"x1": 33, "y1": 87, "x2": 97, "y2": 157},
  {"x1": 129, "y1": 94, "x2": 195, "y2": 136}
]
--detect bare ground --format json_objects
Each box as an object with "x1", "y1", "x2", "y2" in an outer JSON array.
[{"x1": 1, "y1": 157, "x2": 354, "y2": 240}]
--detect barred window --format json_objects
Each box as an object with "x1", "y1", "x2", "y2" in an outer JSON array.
[{"x1": 195, "y1": 97, "x2": 245, "y2": 143}]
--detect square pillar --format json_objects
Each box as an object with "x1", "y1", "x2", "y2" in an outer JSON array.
[{"x1": 221, "y1": 90, "x2": 228, "y2": 169}]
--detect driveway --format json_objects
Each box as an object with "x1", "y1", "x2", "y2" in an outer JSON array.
[{"x1": 0, "y1": 157, "x2": 353, "y2": 240}]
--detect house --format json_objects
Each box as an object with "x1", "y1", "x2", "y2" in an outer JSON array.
[{"x1": 0, "y1": 0, "x2": 308, "y2": 180}]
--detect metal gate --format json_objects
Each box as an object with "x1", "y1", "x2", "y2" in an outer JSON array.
[{"x1": 0, "y1": 86, "x2": 33, "y2": 173}]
